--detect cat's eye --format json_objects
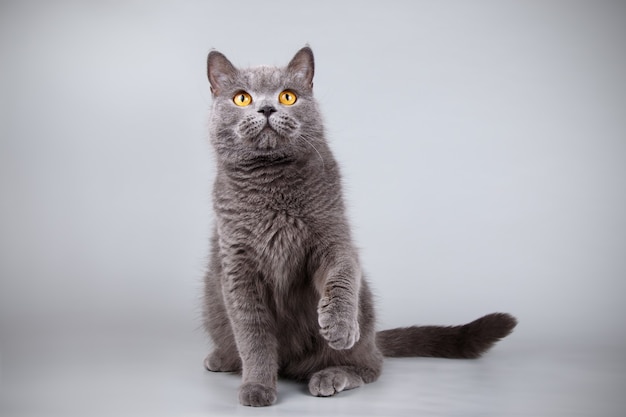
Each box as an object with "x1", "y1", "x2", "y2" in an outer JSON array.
[
  {"x1": 278, "y1": 90, "x2": 297, "y2": 106},
  {"x1": 233, "y1": 92, "x2": 252, "y2": 107}
]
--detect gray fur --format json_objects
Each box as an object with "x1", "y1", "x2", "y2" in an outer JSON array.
[{"x1": 202, "y1": 47, "x2": 517, "y2": 407}]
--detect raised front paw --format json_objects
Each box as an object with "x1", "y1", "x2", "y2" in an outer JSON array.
[
  {"x1": 238, "y1": 382, "x2": 277, "y2": 407},
  {"x1": 317, "y1": 296, "x2": 360, "y2": 350}
]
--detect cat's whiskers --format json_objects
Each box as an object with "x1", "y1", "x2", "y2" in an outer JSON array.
[{"x1": 299, "y1": 134, "x2": 325, "y2": 170}]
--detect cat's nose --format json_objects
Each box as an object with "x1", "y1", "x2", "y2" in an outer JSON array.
[{"x1": 258, "y1": 105, "x2": 277, "y2": 118}]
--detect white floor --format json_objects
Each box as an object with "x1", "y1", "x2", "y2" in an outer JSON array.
[{"x1": 1, "y1": 327, "x2": 624, "y2": 417}]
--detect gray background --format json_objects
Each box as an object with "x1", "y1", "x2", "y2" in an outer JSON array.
[{"x1": 1, "y1": 1, "x2": 625, "y2": 416}]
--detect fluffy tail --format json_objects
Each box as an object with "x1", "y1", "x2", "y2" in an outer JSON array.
[{"x1": 376, "y1": 313, "x2": 517, "y2": 359}]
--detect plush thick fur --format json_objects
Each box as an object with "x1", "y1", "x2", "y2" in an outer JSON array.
[{"x1": 202, "y1": 46, "x2": 517, "y2": 407}]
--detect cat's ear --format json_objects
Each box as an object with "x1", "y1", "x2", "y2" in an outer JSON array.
[
  {"x1": 207, "y1": 50, "x2": 238, "y2": 95},
  {"x1": 287, "y1": 46, "x2": 315, "y2": 89}
]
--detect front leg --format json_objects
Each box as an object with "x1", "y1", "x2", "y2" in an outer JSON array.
[
  {"x1": 221, "y1": 251, "x2": 278, "y2": 407},
  {"x1": 315, "y1": 252, "x2": 362, "y2": 350}
]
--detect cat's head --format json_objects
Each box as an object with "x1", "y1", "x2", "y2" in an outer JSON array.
[{"x1": 207, "y1": 47, "x2": 325, "y2": 164}]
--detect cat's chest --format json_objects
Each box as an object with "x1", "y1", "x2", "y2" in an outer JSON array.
[
  {"x1": 254, "y1": 210, "x2": 307, "y2": 257},
  {"x1": 246, "y1": 209, "x2": 308, "y2": 284},
  {"x1": 215, "y1": 171, "x2": 326, "y2": 282},
  {"x1": 217, "y1": 195, "x2": 309, "y2": 274}
]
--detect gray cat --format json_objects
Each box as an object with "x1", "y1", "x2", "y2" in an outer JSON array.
[{"x1": 202, "y1": 46, "x2": 517, "y2": 407}]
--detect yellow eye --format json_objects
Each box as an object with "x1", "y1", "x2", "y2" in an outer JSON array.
[
  {"x1": 278, "y1": 90, "x2": 297, "y2": 106},
  {"x1": 233, "y1": 92, "x2": 252, "y2": 107}
]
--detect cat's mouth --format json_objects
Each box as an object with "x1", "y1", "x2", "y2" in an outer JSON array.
[{"x1": 237, "y1": 114, "x2": 299, "y2": 152}]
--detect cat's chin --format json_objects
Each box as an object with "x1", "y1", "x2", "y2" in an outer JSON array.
[{"x1": 254, "y1": 129, "x2": 284, "y2": 151}]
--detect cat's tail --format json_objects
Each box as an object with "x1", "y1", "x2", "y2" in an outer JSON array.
[{"x1": 376, "y1": 312, "x2": 517, "y2": 359}]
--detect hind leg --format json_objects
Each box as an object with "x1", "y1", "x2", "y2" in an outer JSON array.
[
  {"x1": 203, "y1": 301, "x2": 242, "y2": 373},
  {"x1": 308, "y1": 365, "x2": 380, "y2": 397},
  {"x1": 204, "y1": 346, "x2": 241, "y2": 373},
  {"x1": 203, "y1": 253, "x2": 241, "y2": 373}
]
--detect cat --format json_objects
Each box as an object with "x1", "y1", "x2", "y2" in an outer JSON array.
[{"x1": 202, "y1": 46, "x2": 517, "y2": 407}]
